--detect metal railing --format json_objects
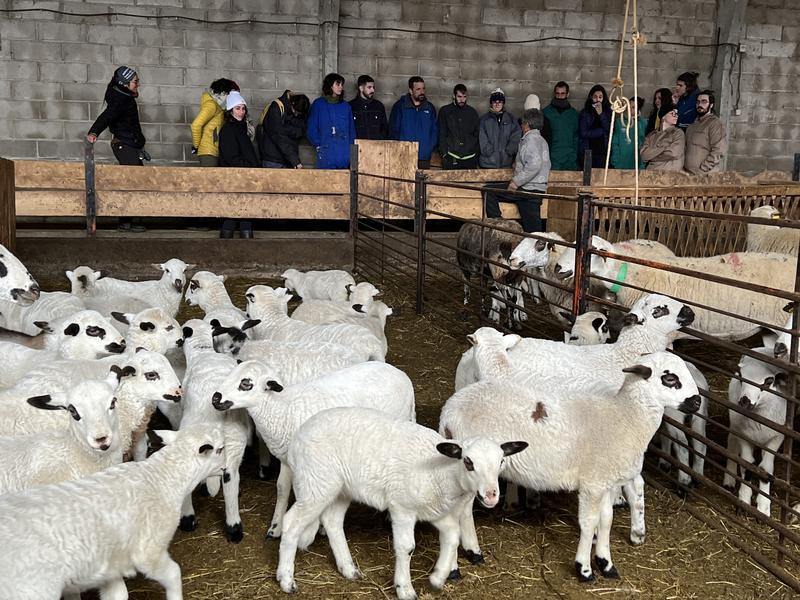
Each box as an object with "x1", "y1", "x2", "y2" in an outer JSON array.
[{"x1": 349, "y1": 159, "x2": 800, "y2": 592}]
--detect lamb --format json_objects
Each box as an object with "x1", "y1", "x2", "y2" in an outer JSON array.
[
  {"x1": 0, "y1": 243, "x2": 40, "y2": 306},
  {"x1": 212, "y1": 359, "x2": 416, "y2": 539},
  {"x1": 185, "y1": 270, "x2": 245, "y2": 323},
  {"x1": 110, "y1": 307, "x2": 184, "y2": 355},
  {"x1": 289, "y1": 281, "x2": 381, "y2": 324},
  {"x1": 0, "y1": 423, "x2": 225, "y2": 600},
  {"x1": 244, "y1": 285, "x2": 385, "y2": 361},
  {"x1": 90, "y1": 258, "x2": 194, "y2": 317},
  {"x1": 456, "y1": 218, "x2": 526, "y2": 328},
  {"x1": 0, "y1": 290, "x2": 85, "y2": 337},
  {"x1": 281, "y1": 268, "x2": 356, "y2": 301},
  {"x1": 746, "y1": 205, "x2": 799, "y2": 257},
  {"x1": 330, "y1": 301, "x2": 393, "y2": 355},
  {"x1": 439, "y1": 351, "x2": 701, "y2": 581},
  {"x1": 723, "y1": 349, "x2": 788, "y2": 516},
  {"x1": 276, "y1": 406, "x2": 527, "y2": 598},
  {"x1": 66, "y1": 266, "x2": 151, "y2": 327},
  {"x1": 554, "y1": 243, "x2": 795, "y2": 341},
  {"x1": 175, "y1": 319, "x2": 251, "y2": 543},
  {"x1": 0, "y1": 376, "x2": 121, "y2": 495},
  {"x1": 563, "y1": 310, "x2": 610, "y2": 345}
]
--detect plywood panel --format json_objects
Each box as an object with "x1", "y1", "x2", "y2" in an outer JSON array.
[
  {"x1": 356, "y1": 140, "x2": 417, "y2": 219},
  {"x1": 16, "y1": 191, "x2": 84, "y2": 217},
  {"x1": 14, "y1": 160, "x2": 84, "y2": 190}
]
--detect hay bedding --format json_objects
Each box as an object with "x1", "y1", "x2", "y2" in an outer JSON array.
[{"x1": 59, "y1": 275, "x2": 794, "y2": 599}]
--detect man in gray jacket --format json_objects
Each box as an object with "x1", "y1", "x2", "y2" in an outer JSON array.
[{"x1": 484, "y1": 108, "x2": 551, "y2": 232}]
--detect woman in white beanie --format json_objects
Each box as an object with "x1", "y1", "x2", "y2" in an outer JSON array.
[{"x1": 218, "y1": 91, "x2": 259, "y2": 238}]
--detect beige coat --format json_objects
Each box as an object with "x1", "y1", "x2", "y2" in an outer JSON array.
[
  {"x1": 684, "y1": 113, "x2": 726, "y2": 174},
  {"x1": 640, "y1": 127, "x2": 685, "y2": 171}
]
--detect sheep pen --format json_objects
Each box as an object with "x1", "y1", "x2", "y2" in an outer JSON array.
[{"x1": 40, "y1": 272, "x2": 794, "y2": 600}]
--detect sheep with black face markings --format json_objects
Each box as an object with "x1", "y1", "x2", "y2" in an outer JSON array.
[
  {"x1": 439, "y1": 351, "x2": 701, "y2": 582},
  {"x1": 281, "y1": 268, "x2": 356, "y2": 302},
  {"x1": 289, "y1": 281, "x2": 380, "y2": 325},
  {"x1": 0, "y1": 290, "x2": 84, "y2": 337},
  {"x1": 0, "y1": 243, "x2": 39, "y2": 306}
]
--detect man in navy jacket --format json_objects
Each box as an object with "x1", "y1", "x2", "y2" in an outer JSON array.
[
  {"x1": 349, "y1": 75, "x2": 388, "y2": 140},
  {"x1": 389, "y1": 76, "x2": 438, "y2": 168}
]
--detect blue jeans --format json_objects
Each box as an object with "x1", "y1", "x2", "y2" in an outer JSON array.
[{"x1": 483, "y1": 182, "x2": 543, "y2": 233}]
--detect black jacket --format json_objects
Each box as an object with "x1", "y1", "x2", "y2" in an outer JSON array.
[
  {"x1": 259, "y1": 91, "x2": 306, "y2": 167},
  {"x1": 438, "y1": 102, "x2": 480, "y2": 159},
  {"x1": 89, "y1": 83, "x2": 145, "y2": 149},
  {"x1": 349, "y1": 96, "x2": 388, "y2": 140},
  {"x1": 218, "y1": 118, "x2": 259, "y2": 168}
]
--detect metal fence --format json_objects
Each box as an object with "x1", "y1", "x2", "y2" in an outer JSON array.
[{"x1": 349, "y1": 163, "x2": 800, "y2": 592}]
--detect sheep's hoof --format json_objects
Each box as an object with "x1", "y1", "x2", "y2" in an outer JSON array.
[
  {"x1": 197, "y1": 482, "x2": 211, "y2": 497},
  {"x1": 266, "y1": 525, "x2": 281, "y2": 540},
  {"x1": 224, "y1": 522, "x2": 244, "y2": 543},
  {"x1": 179, "y1": 515, "x2": 197, "y2": 532},
  {"x1": 575, "y1": 562, "x2": 595, "y2": 583},
  {"x1": 447, "y1": 569, "x2": 462, "y2": 581},
  {"x1": 277, "y1": 576, "x2": 297, "y2": 594},
  {"x1": 259, "y1": 461, "x2": 280, "y2": 481},
  {"x1": 630, "y1": 530, "x2": 645, "y2": 546},
  {"x1": 464, "y1": 550, "x2": 485, "y2": 565},
  {"x1": 658, "y1": 459, "x2": 672, "y2": 473},
  {"x1": 595, "y1": 556, "x2": 619, "y2": 579}
]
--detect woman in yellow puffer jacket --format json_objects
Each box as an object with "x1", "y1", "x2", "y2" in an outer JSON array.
[{"x1": 190, "y1": 78, "x2": 239, "y2": 166}]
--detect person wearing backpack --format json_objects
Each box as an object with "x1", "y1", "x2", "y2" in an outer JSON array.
[{"x1": 257, "y1": 90, "x2": 310, "y2": 168}]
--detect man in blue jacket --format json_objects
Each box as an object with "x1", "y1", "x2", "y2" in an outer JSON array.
[{"x1": 389, "y1": 76, "x2": 438, "y2": 168}]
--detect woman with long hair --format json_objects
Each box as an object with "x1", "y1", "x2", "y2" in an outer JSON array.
[
  {"x1": 307, "y1": 73, "x2": 356, "y2": 169},
  {"x1": 578, "y1": 84, "x2": 612, "y2": 169},
  {"x1": 646, "y1": 88, "x2": 673, "y2": 135},
  {"x1": 675, "y1": 71, "x2": 700, "y2": 128}
]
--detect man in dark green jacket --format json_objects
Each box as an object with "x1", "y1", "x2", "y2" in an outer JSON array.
[
  {"x1": 438, "y1": 84, "x2": 480, "y2": 169},
  {"x1": 542, "y1": 81, "x2": 579, "y2": 171}
]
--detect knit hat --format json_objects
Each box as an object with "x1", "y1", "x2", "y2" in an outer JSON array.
[
  {"x1": 226, "y1": 91, "x2": 247, "y2": 111},
  {"x1": 489, "y1": 88, "x2": 505, "y2": 104},
  {"x1": 524, "y1": 94, "x2": 541, "y2": 110},
  {"x1": 114, "y1": 66, "x2": 137, "y2": 87}
]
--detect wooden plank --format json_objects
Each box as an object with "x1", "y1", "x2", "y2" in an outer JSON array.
[
  {"x1": 0, "y1": 159, "x2": 16, "y2": 249},
  {"x1": 16, "y1": 191, "x2": 84, "y2": 217},
  {"x1": 356, "y1": 140, "x2": 417, "y2": 219},
  {"x1": 14, "y1": 160, "x2": 84, "y2": 190}
]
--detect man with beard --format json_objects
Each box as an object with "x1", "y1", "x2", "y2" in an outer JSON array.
[
  {"x1": 437, "y1": 84, "x2": 480, "y2": 169},
  {"x1": 349, "y1": 75, "x2": 387, "y2": 140},
  {"x1": 542, "y1": 81, "x2": 579, "y2": 170},
  {"x1": 684, "y1": 90, "x2": 726, "y2": 174},
  {"x1": 389, "y1": 76, "x2": 438, "y2": 168}
]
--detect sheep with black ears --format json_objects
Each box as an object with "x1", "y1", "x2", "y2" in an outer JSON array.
[
  {"x1": 212, "y1": 359, "x2": 416, "y2": 539},
  {"x1": 439, "y1": 351, "x2": 701, "y2": 581},
  {"x1": 562, "y1": 310, "x2": 611, "y2": 345},
  {"x1": 0, "y1": 243, "x2": 40, "y2": 306},
  {"x1": 0, "y1": 290, "x2": 84, "y2": 337},
  {"x1": 276, "y1": 406, "x2": 527, "y2": 598},
  {"x1": 66, "y1": 266, "x2": 151, "y2": 327},
  {"x1": 289, "y1": 281, "x2": 381, "y2": 324},
  {"x1": 281, "y1": 268, "x2": 356, "y2": 301},
  {"x1": 723, "y1": 349, "x2": 788, "y2": 516},
  {"x1": 0, "y1": 423, "x2": 225, "y2": 600},
  {"x1": 0, "y1": 376, "x2": 122, "y2": 494},
  {"x1": 746, "y1": 205, "x2": 799, "y2": 257}
]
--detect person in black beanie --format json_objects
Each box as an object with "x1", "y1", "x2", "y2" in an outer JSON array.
[{"x1": 87, "y1": 66, "x2": 147, "y2": 232}]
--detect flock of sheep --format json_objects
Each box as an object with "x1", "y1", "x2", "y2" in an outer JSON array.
[{"x1": 0, "y1": 200, "x2": 794, "y2": 599}]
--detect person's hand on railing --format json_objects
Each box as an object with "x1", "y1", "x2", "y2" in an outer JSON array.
[
  {"x1": 295, "y1": 163, "x2": 303, "y2": 169},
  {"x1": 507, "y1": 181, "x2": 519, "y2": 191},
  {"x1": 86, "y1": 134, "x2": 97, "y2": 144},
  {"x1": 190, "y1": 146, "x2": 198, "y2": 155}
]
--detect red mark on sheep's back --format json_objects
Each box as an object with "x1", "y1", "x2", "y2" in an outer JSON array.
[
  {"x1": 444, "y1": 427, "x2": 453, "y2": 439},
  {"x1": 531, "y1": 402, "x2": 548, "y2": 422},
  {"x1": 728, "y1": 253, "x2": 741, "y2": 267}
]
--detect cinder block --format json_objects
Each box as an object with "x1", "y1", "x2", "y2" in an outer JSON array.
[
  {"x1": 232, "y1": 0, "x2": 279, "y2": 12},
  {"x1": 86, "y1": 25, "x2": 135, "y2": 46},
  {"x1": 276, "y1": 0, "x2": 318, "y2": 15},
  {"x1": 254, "y1": 52, "x2": 298, "y2": 72},
  {"x1": 135, "y1": 26, "x2": 185, "y2": 48},
  {"x1": 10, "y1": 81, "x2": 62, "y2": 101},
  {"x1": 231, "y1": 34, "x2": 278, "y2": 52},
  {"x1": 206, "y1": 50, "x2": 255, "y2": 70},
  {"x1": 185, "y1": 30, "x2": 232, "y2": 50},
  {"x1": 783, "y1": 26, "x2": 800, "y2": 42},
  {"x1": 39, "y1": 62, "x2": 89, "y2": 83},
  {"x1": 761, "y1": 41, "x2": 797, "y2": 58},
  {"x1": 140, "y1": 104, "x2": 188, "y2": 125},
  {"x1": 503, "y1": 26, "x2": 542, "y2": 42},
  {"x1": 746, "y1": 24, "x2": 783, "y2": 40},
  {"x1": 36, "y1": 140, "x2": 85, "y2": 160},
  {"x1": 443, "y1": 5, "x2": 482, "y2": 24},
  {"x1": 0, "y1": 140, "x2": 38, "y2": 158},
  {"x1": 524, "y1": 10, "x2": 564, "y2": 28},
  {"x1": 65, "y1": 121, "x2": 94, "y2": 141},
  {"x1": 564, "y1": 12, "x2": 602, "y2": 30},
  {"x1": 546, "y1": 0, "x2": 581, "y2": 10},
  {"x1": 359, "y1": 1, "x2": 401, "y2": 20},
  {"x1": 135, "y1": 0, "x2": 183, "y2": 7},
  {"x1": 62, "y1": 43, "x2": 113, "y2": 64},
  {"x1": 159, "y1": 85, "x2": 204, "y2": 105},
  {"x1": 339, "y1": 55, "x2": 378, "y2": 76},
  {"x1": 0, "y1": 20, "x2": 37, "y2": 40},
  {"x1": 276, "y1": 72, "x2": 315, "y2": 91},
  {"x1": 160, "y1": 124, "x2": 192, "y2": 144},
  {"x1": 150, "y1": 9, "x2": 207, "y2": 30},
  {"x1": 37, "y1": 22, "x2": 87, "y2": 42},
  {"x1": 10, "y1": 40, "x2": 62, "y2": 61},
  {"x1": 159, "y1": 48, "x2": 208, "y2": 69},
  {"x1": 14, "y1": 119, "x2": 64, "y2": 140},
  {"x1": 140, "y1": 123, "x2": 161, "y2": 144},
  {"x1": 377, "y1": 57, "x2": 421, "y2": 76},
  {"x1": 661, "y1": 3, "x2": 696, "y2": 18},
  {"x1": 0, "y1": 81, "x2": 11, "y2": 100},
  {"x1": 113, "y1": 45, "x2": 160, "y2": 66},
  {"x1": 39, "y1": 102, "x2": 90, "y2": 121},
  {"x1": 136, "y1": 67, "x2": 186, "y2": 86},
  {"x1": 186, "y1": 0, "x2": 231, "y2": 8},
  {"x1": 273, "y1": 34, "x2": 319, "y2": 55},
  {"x1": 482, "y1": 8, "x2": 524, "y2": 27},
  {"x1": 184, "y1": 67, "x2": 231, "y2": 87},
  {"x1": 0, "y1": 120, "x2": 13, "y2": 138}
]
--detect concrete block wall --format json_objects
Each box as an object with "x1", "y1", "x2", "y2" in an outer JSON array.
[{"x1": 0, "y1": 0, "x2": 798, "y2": 174}]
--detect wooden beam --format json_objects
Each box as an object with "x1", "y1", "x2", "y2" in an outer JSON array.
[
  {"x1": 16, "y1": 191, "x2": 84, "y2": 217},
  {"x1": 0, "y1": 159, "x2": 16, "y2": 250}
]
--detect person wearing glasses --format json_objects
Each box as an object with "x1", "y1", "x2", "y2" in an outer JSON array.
[
  {"x1": 478, "y1": 88, "x2": 521, "y2": 169},
  {"x1": 640, "y1": 105, "x2": 685, "y2": 171}
]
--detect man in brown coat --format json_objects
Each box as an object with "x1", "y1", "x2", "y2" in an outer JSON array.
[{"x1": 684, "y1": 90, "x2": 726, "y2": 175}]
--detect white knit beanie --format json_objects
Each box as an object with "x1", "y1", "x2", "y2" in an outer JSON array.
[
  {"x1": 524, "y1": 94, "x2": 541, "y2": 110},
  {"x1": 226, "y1": 91, "x2": 247, "y2": 111}
]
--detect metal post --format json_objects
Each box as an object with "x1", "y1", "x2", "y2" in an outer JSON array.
[
  {"x1": 84, "y1": 139, "x2": 96, "y2": 236},
  {"x1": 572, "y1": 191, "x2": 594, "y2": 315},
  {"x1": 582, "y1": 150, "x2": 593, "y2": 185},
  {"x1": 349, "y1": 144, "x2": 359, "y2": 273},
  {"x1": 793, "y1": 153, "x2": 800, "y2": 182},
  {"x1": 414, "y1": 170, "x2": 427, "y2": 315}
]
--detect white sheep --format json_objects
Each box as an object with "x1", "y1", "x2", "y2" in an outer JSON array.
[
  {"x1": 66, "y1": 266, "x2": 152, "y2": 327},
  {"x1": 563, "y1": 310, "x2": 610, "y2": 345},
  {"x1": 0, "y1": 243, "x2": 40, "y2": 306},
  {"x1": 245, "y1": 285, "x2": 385, "y2": 361},
  {"x1": 176, "y1": 319, "x2": 250, "y2": 543},
  {"x1": 281, "y1": 268, "x2": 356, "y2": 301},
  {"x1": 723, "y1": 349, "x2": 788, "y2": 516},
  {"x1": 0, "y1": 423, "x2": 225, "y2": 600},
  {"x1": 212, "y1": 359, "x2": 416, "y2": 539},
  {"x1": 555, "y1": 243, "x2": 795, "y2": 341},
  {"x1": 747, "y1": 205, "x2": 798, "y2": 256},
  {"x1": 0, "y1": 376, "x2": 121, "y2": 494},
  {"x1": 0, "y1": 290, "x2": 84, "y2": 337},
  {"x1": 289, "y1": 281, "x2": 381, "y2": 324},
  {"x1": 276, "y1": 406, "x2": 527, "y2": 598},
  {"x1": 439, "y1": 351, "x2": 701, "y2": 581},
  {"x1": 91, "y1": 258, "x2": 194, "y2": 317}
]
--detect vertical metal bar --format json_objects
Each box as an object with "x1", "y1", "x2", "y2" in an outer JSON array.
[
  {"x1": 84, "y1": 139, "x2": 96, "y2": 237},
  {"x1": 414, "y1": 170, "x2": 427, "y2": 315},
  {"x1": 778, "y1": 238, "x2": 800, "y2": 565},
  {"x1": 582, "y1": 149, "x2": 593, "y2": 185},
  {"x1": 793, "y1": 153, "x2": 800, "y2": 182},
  {"x1": 349, "y1": 144, "x2": 359, "y2": 273},
  {"x1": 572, "y1": 192, "x2": 594, "y2": 315}
]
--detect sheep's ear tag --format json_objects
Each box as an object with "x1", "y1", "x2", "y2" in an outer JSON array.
[
  {"x1": 436, "y1": 442, "x2": 462, "y2": 459},
  {"x1": 198, "y1": 444, "x2": 214, "y2": 454},
  {"x1": 622, "y1": 365, "x2": 652, "y2": 379}
]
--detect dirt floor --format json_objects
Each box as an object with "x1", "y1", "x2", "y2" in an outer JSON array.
[{"x1": 98, "y1": 271, "x2": 800, "y2": 600}]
